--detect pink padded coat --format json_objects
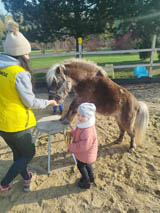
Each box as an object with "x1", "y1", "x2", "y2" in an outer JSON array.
[{"x1": 68, "y1": 125, "x2": 98, "y2": 164}]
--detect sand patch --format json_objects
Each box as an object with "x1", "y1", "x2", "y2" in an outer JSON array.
[{"x1": 1, "y1": 83, "x2": 160, "y2": 213}]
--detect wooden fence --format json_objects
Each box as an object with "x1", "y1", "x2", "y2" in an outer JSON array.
[
  {"x1": 77, "y1": 35, "x2": 160, "y2": 78},
  {"x1": 32, "y1": 35, "x2": 160, "y2": 84}
]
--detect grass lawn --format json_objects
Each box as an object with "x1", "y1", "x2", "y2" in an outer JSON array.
[
  {"x1": 31, "y1": 52, "x2": 160, "y2": 80},
  {"x1": 30, "y1": 55, "x2": 73, "y2": 70}
]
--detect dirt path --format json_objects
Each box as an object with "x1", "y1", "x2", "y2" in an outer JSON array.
[{"x1": 0, "y1": 83, "x2": 160, "y2": 213}]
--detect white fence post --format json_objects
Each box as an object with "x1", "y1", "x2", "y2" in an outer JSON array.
[{"x1": 149, "y1": 35, "x2": 157, "y2": 77}]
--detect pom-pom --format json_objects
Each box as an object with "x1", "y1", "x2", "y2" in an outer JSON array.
[{"x1": 7, "y1": 21, "x2": 19, "y2": 33}]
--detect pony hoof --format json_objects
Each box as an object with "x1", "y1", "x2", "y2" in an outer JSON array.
[
  {"x1": 114, "y1": 140, "x2": 121, "y2": 144},
  {"x1": 61, "y1": 119, "x2": 69, "y2": 125},
  {"x1": 128, "y1": 147, "x2": 134, "y2": 153}
]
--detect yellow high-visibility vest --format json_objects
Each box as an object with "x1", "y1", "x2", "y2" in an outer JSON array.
[{"x1": 0, "y1": 65, "x2": 36, "y2": 132}]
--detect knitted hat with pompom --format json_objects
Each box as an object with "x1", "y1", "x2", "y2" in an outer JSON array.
[{"x1": 3, "y1": 21, "x2": 31, "y2": 56}]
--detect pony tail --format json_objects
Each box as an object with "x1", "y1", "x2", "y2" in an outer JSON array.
[{"x1": 135, "y1": 101, "x2": 149, "y2": 145}]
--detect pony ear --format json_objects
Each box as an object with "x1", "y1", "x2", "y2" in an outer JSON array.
[
  {"x1": 96, "y1": 69, "x2": 107, "y2": 77},
  {"x1": 56, "y1": 65, "x2": 65, "y2": 74},
  {"x1": 96, "y1": 70, "x2": 103, "y2": 76}
]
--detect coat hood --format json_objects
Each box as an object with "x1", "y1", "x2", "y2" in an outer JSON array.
[{"x1": 0, "y1": 54, "x2": 19, "y2": 69}]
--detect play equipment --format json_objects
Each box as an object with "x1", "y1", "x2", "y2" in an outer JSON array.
[
  {"x1": 133, "y1": 66, "x2": 149, "y2": 78},
  {"x1": 32, "y1": 115, "x2": 77, "y2": 174}
]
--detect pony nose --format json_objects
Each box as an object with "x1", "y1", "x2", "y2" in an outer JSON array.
[
  {"x1": 48, "y1": 95, "x2": 54, "y2": 100},
  {"x1": 49, "y1": 93, "x2": 61, "y2": 101}
]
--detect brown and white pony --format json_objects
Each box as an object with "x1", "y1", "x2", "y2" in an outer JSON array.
[{"x1": 46, "y1": 58, "x2": 149, "y2": 152}]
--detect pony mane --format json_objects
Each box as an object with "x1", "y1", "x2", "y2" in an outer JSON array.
[
  {"x1": 63, "y1": 58, "x2": 107, "y2": 78},
  {"x1": 46, "y1": 64, "x2": 65, "y2": 86},
  {"x1": 46, "y1": 58, "x2": 107, "y2": 87}
]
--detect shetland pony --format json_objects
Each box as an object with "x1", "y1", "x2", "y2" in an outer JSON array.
[{"x1": 46, "y1": 58, "x2": 149, "y2": 152}]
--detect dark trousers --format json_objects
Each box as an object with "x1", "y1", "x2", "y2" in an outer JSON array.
[
  {"x1": 0, "y1": 128, "x2": 35, "y2": 186},
  {"x1": 77, "y1": 160, "x2": 94, "y2": 182}
]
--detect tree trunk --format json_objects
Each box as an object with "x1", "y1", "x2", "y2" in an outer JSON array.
[{"x1": 40, "y1": 43, "x2": 46, "y2": 54}]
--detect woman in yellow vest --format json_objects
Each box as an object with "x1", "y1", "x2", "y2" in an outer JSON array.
[{"x1": 0, "y1": 21, "x2": 58, "y2": 193}]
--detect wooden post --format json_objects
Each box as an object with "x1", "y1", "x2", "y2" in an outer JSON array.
[{"x1": 149, "y1": 35, "x2": 157, "y2": 77}]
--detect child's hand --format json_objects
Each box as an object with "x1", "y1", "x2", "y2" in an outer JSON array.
[
  {"x1": 66, "y1": 131, "x2": 71, "y2": 137},
  {"x1": 66, "y1": 131, "x2": 72, "y2": 145}
]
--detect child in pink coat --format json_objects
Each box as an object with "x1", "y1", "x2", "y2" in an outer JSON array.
[{"x1": 68, "y1": 103, "x2": 98, "y2": 189}]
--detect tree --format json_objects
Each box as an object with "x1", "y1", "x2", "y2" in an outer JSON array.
[
  {"x1": 3, "y1": 0, "x2": 160, "y2": 58},
  {"x1": 1, "y1": 0, "x2": 62, "y2": 53},
  {"x1": 57, "y1": 0, "x2": 109, "y2": 50},
  {"x1": 2, "y1": 0, "x2": 110, "y2": 52},
  {"x1": 107, "y1": 0, "x2": 160, "y2": 59},
  {"x1": 0, "y1": 16, "x2": 5, "y2": 44},
  {"x1": 0, "y1": 14, "x2": 13, "y2": 47}
]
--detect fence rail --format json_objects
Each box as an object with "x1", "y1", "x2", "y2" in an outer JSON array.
[
  {"x1": 104, "y1": 63, "x2": 160, "y2": 69},
  {"x1": 80, "y1": 48, "x2": 160, "y2": 55},
  {"x1": 78, "y1": 35, "x2": 160, "y2": 77},
  {"x1": 31, "y1": 35, "x2": 160, "y2": 78}
]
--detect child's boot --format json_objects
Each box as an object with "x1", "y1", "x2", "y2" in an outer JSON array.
[
  {"x1": 89, "y1": 176, "x2": 95, "y2": 184},
  {"x1": 78, "y1": 179, "x2": 90, "y2": 189},
  {"x1": 79, "y1": 176, "x2": 84, "y2": 183}
]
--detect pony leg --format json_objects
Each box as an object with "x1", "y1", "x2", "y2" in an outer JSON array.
[
  {"x1": 127, "y1": 129, "x2": 136, "y2": 153},
  {"x1": 114, "y1": 125, "x2": 136, "y2": 153},
  {"x1": 61, "y1": 98, "x2": 80, "y2": 124},
  {"x1": 128, "y1": 136, "x2": 135, "y2": 153},
  {"x1": 126, "y1": 113, "x2": 137, "y2": 153},
  {"x1": 113, "y1": 117, "x2": 125, "y2": 144},
  {"x1": 114, "y1": 127, "x2": 125, "y2": 144}
]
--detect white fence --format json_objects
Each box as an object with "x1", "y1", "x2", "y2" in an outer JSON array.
[
  {"x1": 77, "y1": 35, "x2": 160, "y2": 78},
  {"x1": 31, "y1": 35, "x2": 160, "y2": 78}
]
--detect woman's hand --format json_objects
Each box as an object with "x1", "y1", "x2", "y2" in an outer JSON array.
[{"x1": 49, "y1": 100, "x2": 58, "y2": 106}]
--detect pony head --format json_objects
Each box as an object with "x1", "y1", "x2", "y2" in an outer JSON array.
[
  {"x1": 46, "y1": 58, "x2": 107, "y2": 104},
  {"x1": 46, "y1": 63, "x2": 72, "y2": 104}
]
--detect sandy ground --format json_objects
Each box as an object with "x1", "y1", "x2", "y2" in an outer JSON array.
[{"x1": 1, "y1": 83, "x2": 160, "y2": 213}]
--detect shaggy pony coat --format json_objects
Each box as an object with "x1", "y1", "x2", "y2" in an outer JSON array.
[{"x1": 46, "y1": 58, "x2": 149, "y2": 152}]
